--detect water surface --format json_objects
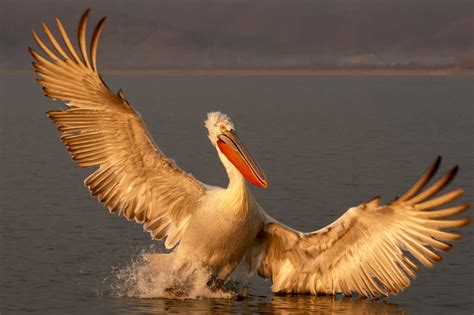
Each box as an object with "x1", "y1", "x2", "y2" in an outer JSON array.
[{"x1": 1, "y1": 75, "x2": 472, "y2": 314}]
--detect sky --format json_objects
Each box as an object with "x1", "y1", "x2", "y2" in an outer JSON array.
[{"x1": 1, "y1": 0, "x2": 473, "y2": 70}]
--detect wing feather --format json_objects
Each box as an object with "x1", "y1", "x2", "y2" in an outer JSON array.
[
  {"x1": 256, "y1": 157, "x2": 470, "y2": 297},
  {"x1": 31, "y1": 10, "x2": 206, "y2": 248},
  {"x1": 90, "y1": 17, "x2": 107, "y2": 72},
  {"x1": 55, "y1": 17, "x2": 82, "y2": 63},
  {"x1": 77, "y1": 9, "x2": 91, "y2": 68},
  {"x1": 41, "y1": 22, "x2": 71, "y2": 59}
]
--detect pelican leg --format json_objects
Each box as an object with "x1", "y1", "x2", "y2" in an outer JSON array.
[{"x1": 206, "y1": 275, "x2": 248, "y2": 300}]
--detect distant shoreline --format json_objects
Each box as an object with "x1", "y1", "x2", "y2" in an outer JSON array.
[{"x1": 4, "y1": 68, "x2": 474, "y2": 76}]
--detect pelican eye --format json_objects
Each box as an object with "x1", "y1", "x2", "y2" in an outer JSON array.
[{"x1": 219, "y1": 125, "x2": 227, "y2": 133}]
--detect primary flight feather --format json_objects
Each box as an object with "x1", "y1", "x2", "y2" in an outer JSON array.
[{"x1": 31, "y1": 9, "x2": 470, "y2": 298}]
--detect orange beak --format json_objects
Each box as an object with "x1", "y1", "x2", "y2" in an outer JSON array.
[{"x1": 217, "y1": 130, "x2": 268, "y2": 188}]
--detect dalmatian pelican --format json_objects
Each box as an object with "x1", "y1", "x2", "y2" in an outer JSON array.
[{"x1": 30, "y1": 10, "x2": 470, "y2": 298}]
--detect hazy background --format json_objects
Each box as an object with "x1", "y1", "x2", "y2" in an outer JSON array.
[{"x1": 1, "y1": 0, "x2": 473, "y2": 71}]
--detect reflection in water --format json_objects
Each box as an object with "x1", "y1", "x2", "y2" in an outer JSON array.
[
  {"x1": 258, "y1": 295, "x2": 404, "y2": 314},
  {"x1": 111, "y1": 294, "x2": 405, "y2": 314}
]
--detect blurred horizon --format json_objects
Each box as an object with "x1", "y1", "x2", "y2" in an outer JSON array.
[{"x1": 1, "y1": 0, "x2": 473, "y2": 72}]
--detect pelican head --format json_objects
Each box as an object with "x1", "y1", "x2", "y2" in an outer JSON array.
[{"x1": 205, "y1": 112, "x2": 268, "y2": 188}]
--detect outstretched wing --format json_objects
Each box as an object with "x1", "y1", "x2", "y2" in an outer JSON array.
[
  {"x1": 30, "y1": 9, "x2": 206, "y2": 249},
  {"x1": 255, "y1": 157, "x2": 470, "y2": 297}
]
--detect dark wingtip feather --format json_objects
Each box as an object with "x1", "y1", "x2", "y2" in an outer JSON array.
[
  {"x1": 452, "y1": 165, "x2": 459, "y2": 176},
  {"x1": 393, "y1": 156, "x2": 443, "y2": 204},
  {"x1": 433, "y1": 155, "x2": 442, "y2": 174},
  {"x1": 90, "y1": 16, "x2": 107, "y2": 72},
  {"x1": 78, "y1": 9, "x2": 92, "y2": 67},
  {"x1": 458, "y1": 217, "x2": 472, "y2": 228},
  {"x1": 444, "y1": 165, "x2": 459, "y2": 186},
  {"x1": 79, "y1": 9, "x2": 92, "y2": 33},
  {"x1": 430, "y1": 156, "x2": 442, "y2": 178},
  {"x1": 79, "y1": 9, "x2": 92, "y2": 31},
  {"x1": 440, "y1": 243, "x2": 453, "y2": 252}
]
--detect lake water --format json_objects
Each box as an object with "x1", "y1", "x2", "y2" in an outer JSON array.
[{"x1": 1, "y1": 74, "x2": 472, "y2": 314}]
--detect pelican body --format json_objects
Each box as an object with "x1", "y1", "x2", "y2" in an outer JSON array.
[
  {"x1": 30, "y1": 10, "x2": 470, "y2": 298},
  {"x1": 175, "y1": 122, "x2": 266, "y2": 280}
]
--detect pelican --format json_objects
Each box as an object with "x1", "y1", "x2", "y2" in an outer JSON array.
[{"x1": 30, "y1": 10, "x2": 470, "y2": 298}]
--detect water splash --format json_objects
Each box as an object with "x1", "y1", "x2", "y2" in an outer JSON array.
[{"x1": 108, "y1": 247, "x2": 245, "y2": 299}]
